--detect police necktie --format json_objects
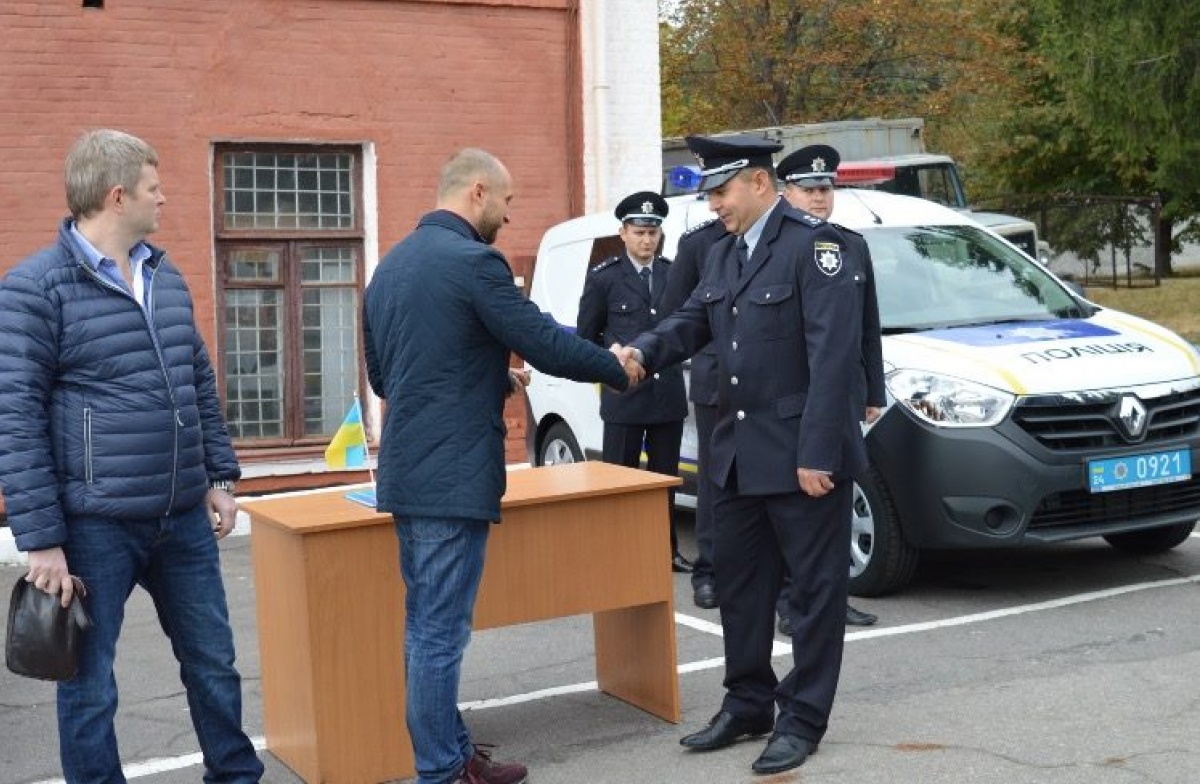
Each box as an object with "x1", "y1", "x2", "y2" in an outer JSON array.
[
  {"x1": 736, "y1": 237, "x2": 749, "y2": 274},
  {"x1": 639, "y1": 265, "x2": 652, "y2": 296}
]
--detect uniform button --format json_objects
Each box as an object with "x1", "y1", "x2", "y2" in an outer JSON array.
[
  {"x1": 765, "y1": 292, "x2": 771, "y2": 300},
  {"x1": 653, "y1": 372, "x2": 660, "y2": 380},
  {"x1": 650, "y1": 308, "x2": 657, "y2": 316},
  {"x1": 732, "y1": 341, "x2": 739, "y2": 351},
  {"x1": 732, "y1": 306, "x2": 738, "y2": 316},
  {"x1": 736, "y1": 410, "x2": 746, "y2": 420},
  {"x1": 731, "y1": 376, "x2": 739, "y2": 385}
]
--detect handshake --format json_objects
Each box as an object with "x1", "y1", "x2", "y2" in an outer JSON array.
[{"x1": 609, "y1": 343, "x2": 646, "y2": 387}]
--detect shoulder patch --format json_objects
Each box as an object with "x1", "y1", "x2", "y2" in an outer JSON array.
[
  {"x1": 589, "y1": 256, "x2": 620, "y2": 273},
  {"x1": 813, "y1": 241, "x2": 843, "y2": 277}
]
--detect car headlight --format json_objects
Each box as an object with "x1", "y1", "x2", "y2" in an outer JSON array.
[{"x1": 886, "y1": 369, "x2": 1015, "y2": 427}]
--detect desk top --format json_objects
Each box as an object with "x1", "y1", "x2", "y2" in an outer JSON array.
[{"x1": 242, "y1": 461, "x2": 681, "y2": 534}]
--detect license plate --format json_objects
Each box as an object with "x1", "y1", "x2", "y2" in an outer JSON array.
[{"x1": 1088, "y1": 448, "x2": 1192, "y2": 493}]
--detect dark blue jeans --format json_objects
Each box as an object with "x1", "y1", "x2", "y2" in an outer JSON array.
[
  {"x1": 395, "y1": 516, "x2": 490, "y2": 784},
  {"x1": 59, "y1": 503, "x2": 263, "y2": 784}
]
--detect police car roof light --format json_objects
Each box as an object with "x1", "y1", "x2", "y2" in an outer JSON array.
[{"x1": 668, "y1": 165, "x2": 703, "y2": 192}]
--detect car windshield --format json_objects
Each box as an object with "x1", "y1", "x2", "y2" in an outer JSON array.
[{"x1": 865, "y1": 225, "x2": 1087, "y2": 332}]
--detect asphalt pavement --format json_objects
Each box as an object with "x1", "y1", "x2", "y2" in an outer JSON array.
[{"x1": 3, "y1": 513, "x2": 1200, "y2": 784}]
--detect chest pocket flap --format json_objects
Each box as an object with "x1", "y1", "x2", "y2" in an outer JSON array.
[
  {"x1": 749, "y1": 284, "x2": 794, "y2": 305},
  {"x1": 699, "y1": 285, "x2": 727, "y2": 304}
]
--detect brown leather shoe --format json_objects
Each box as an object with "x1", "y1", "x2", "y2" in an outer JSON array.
[{"x1": 461, "y1": 745, "x2": 528, "y2": 784}]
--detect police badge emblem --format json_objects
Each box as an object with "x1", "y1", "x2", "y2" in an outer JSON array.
[{"x1": 814, "y1": 241, "x2": 843, "y2": 276}]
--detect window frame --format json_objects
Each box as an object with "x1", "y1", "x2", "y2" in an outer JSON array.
[{"x1": 213, "y1": 143, "x2": 366, "y2": 451}]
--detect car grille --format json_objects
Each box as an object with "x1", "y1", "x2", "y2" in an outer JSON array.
[
  {"x1": 1012, "y1": 387, "x2": 1200, "y2": 451},
  {"x1": 1028, "y1": 476, "x2": 1200, "y2": 530}
]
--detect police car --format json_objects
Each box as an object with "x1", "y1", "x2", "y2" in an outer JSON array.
[{"x1": 525, "y1": 189, "x2": 1200, "y2": 596}]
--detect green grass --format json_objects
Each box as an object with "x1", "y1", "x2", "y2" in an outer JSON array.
[{"x1": 1083, "y1": 272, "x2": 1200, "y2": 344}]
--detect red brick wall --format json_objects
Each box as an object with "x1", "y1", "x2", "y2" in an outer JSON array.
[{"x1": 0, "y1": 0, "x2": 579, "y2": 474}]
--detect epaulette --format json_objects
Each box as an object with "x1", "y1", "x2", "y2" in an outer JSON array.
[
  {"x1": 832, "y1": 221, "x2": 863, "y2": 239},
  {"x1": 785, "y1": 211, "x2": 826, "y2": 228},
  {"x1": 588, "y1": 256, "x2": 621, "y2": 273},
  {"x1": 680, "y1": 217, "x2": 720, "y2": 239},
  {"x1": 655, "y1": 255, "x2": 672, "y2": 266}
]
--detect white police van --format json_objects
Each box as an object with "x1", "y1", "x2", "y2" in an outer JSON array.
[{"x1": 525, "y1": 189, "x2": 1200, "y2": 596}]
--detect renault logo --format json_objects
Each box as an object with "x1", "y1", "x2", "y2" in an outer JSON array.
[{"x1": 1117, "y1": 395, "x2": 1148, "y2": 440}]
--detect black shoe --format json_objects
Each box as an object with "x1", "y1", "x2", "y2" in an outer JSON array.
[
  {"x1": 693, "y1": 582, "x2": 718, "y2": 609},
  {"x1": 846, "y1": 604, "x2": 878, "y2": 626},
  {"x1": 776, "y1": 613, "x2": 792, "y2": 637},
  {"x1": 671, "y1": 552, "x2": 694, "y2": 573},
  {"x1": 751, "y1": 732, "x2": 817, "y2": 774},
  {"x1": 680, "y1": 711, "x2": 773, "y2": 751}
]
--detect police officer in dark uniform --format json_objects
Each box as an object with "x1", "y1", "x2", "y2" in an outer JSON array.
[
  {"x1": 660, "y1": 215, "x2": 727, "y2": 608},
  {"x1": 776, "y1": 143, "x2": 885, "y2": 630},
  {"x1": 577, "y1": 191, "x2": 692, "y2": 573},
  {"x1": 620, "y1": 134, "x2": 868, "y2": 775}
]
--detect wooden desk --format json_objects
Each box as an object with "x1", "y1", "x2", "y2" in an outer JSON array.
[{"x1": 244, "y1": 462, "x2": 682, "y2": 783}]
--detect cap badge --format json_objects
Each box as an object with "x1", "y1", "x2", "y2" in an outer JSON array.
[
  {"x1": 814, "y1": 241, "x2": 843, "y2": 277},
  {"x1": 641, "y1": 201, "x2": 655, "y2": 215},
  {"x1": 811, "y1": 157, "x2": 828, "y2": 173}
]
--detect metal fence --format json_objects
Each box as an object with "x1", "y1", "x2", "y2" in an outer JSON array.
[{"x1": 976, "y1": 194, "x2": 1163, "y2": 289}]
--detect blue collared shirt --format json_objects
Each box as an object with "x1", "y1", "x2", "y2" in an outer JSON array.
[
  {"x1": 69, "y1": 223, "x2": 153, "y2": 309},
  {"x1": 740, "y1": 197, "x2": 783, "y2": 258}
]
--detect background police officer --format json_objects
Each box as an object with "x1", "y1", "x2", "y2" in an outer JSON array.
[
  {"x1": 577, "y1": 191, "x2": 692, "y2": 573},
  {"x1": 660, "y1": 215, "x2": 727, "y2": 607},
  {"x1": 776, "y1": 143, "x2": 886, "y2": 630},
  {"x1": 620, "y1": 134, "x2": 868, "y2": 775}
]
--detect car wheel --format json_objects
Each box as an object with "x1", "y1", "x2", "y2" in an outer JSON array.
[
  {"x1": 1103, "y1": 521, "x2": 1195, "y2": 555},
  {"x1": 848, "y1": 468, "x2": 920, "y2": 597},
  {"x1": 539, "y1": 421, "x2": 583, "y2": 466}
]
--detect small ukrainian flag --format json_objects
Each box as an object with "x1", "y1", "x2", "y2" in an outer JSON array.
[{"x1": 324, "y1": 399, "x2": 368, "y2": 469}]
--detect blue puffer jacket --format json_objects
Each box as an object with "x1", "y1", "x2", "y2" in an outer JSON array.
[{"x1": 0, "y1": 219, "x2": 239, "y2": 552}]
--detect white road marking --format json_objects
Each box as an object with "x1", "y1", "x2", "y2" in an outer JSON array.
[{"x1": 29, "y1": 571, "x2": 1200, "y2": 782}]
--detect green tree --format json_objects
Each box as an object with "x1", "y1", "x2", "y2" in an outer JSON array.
[
  {"x1": 978, "y1": 0, "x2": 1200, "y2": 275},
  {"x1": 659, "y1": 0, "x2": 1023, "y2": 156}
]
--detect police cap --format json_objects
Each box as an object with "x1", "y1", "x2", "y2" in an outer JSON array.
[
  {"x1": 614, "y1": 191, "x2": 669, "y2": 226},
  {"x1": 777, "y1": 144, "x2": 841, "y2": 187},
  {"x1": 685, "y1": 134, "x2": 784, "y2": 191}
]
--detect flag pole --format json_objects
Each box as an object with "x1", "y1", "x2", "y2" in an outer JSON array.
[{"x1": 355, "y1": 392, "x2": 376, "y2": 488}]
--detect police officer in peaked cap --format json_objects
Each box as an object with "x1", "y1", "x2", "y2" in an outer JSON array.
[
  {"x1": 577, "y1": 190, "x2": 692, "y2": 574},
  {"x1": 776, "y1": 144, "x2": 885, "y2": 630},
  {"x1": 620, "y1": 133, "x2": 869, "y2": 775}
]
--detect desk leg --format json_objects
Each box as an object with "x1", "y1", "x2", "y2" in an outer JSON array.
[{"x1": 593, "y1": 602, "x2": 681, "y2": 722}]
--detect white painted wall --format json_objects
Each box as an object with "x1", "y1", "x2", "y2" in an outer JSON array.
[{"x1": 580, "y1": 0, "x2": 663, "y2": 215}]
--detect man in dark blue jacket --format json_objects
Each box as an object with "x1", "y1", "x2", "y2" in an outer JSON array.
[
  {"x1": 776, "y1": 143, "x2": 886, "y2": 630},
  {"x1": 577, "y1": 191, "x2": 691, "y2": 573},
  {"x1": 620, "y1": 134, "x2": 867, "y2": 775},
  {"x1": 0, "y1": 130, "x2": 263, "y2": 783},
  {"x1": 363, "y1": 148, "x2": 630, "y2": 784}
]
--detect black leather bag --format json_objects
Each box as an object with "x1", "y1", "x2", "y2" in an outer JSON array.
[{"x1": 6, "y1": 575, "x2": 92, "y2": 681}]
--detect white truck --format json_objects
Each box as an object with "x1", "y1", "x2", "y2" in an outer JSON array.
[
  {"x1": 524, "y1": 189, "x2": 1200, "y2": 596},
  {"x1": 663, "y1": 118, "x2": 1045, "y2": 260}
]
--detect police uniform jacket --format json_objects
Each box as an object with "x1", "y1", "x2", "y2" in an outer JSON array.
[
  {"x1": 631, "y1": 201, "x2": 869, "y2": 495},
  {"x1": 577, "y1": 253, "x2": 687, "y2": 425},
  {"x1": 838, "y1": 226, "x2": 886, "y2": 411},
  {"x1": 659, "y1": 219, "x2": 728, "y2": 408}
]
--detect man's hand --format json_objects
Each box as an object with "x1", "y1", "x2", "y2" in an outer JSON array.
[
  {"x1": 507, "y1": 367, "x2": 532, "y2": 397},
  {"x1": 798, "y1": 467, "x2": 834, "y2": 497},
  {"x1": 609, "y1": 343, "x2": 645, "y2": 386},
  {"x1": 26, "y1": 547, "x2": 73, "y2": 608},
  {"x1": 864, "y1": 406, "x2": 882, "y2": 425},
  {"x1": 207, "y1": 487, "x2": 239, "y2": 540}
]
